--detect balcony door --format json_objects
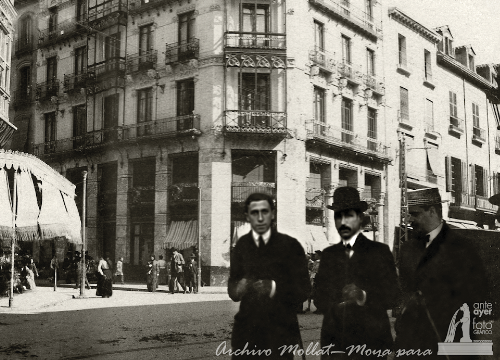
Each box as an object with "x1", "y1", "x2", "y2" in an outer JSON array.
[
  {"x1": 178, "y1": 11, "x2": 195, "y2": 61},
  {"x1": 103, "y1": 93, "x2": 119, "y2": 142},
  {"x1": 46, "y1": 57, "x2": 57, "y2": 97},
  {"x1": 73, "y1": 105, "x2": 86, "y2": 148},
  {"x1": 104, "y1": 33, "x2": 121, "y2": 71},
  {"x1": 241, "y1": 3, "x2": 269, "y2": 47},
  {"x1": 139, "y1": 25, "x2": 153, "y2": 68},
  {"x1": 239, "y1": 73, "x2": 270, "y2": 127},
  {"x1": 44, "y1": 112, "x2": 56, "y2": 153},
  {"x1": 48, "y1": 7, "x2": 58, "y2": 34},
  {"x1": 19, "y1": 16, "x2": 33, "y2": 47},
  {"x1": 19, "y1": 67, "x2": 31, "y2": 98},
  {"x1": 177, "y1": 79, "x2": 195, "y2": 130},
  {"x1": 314, "y1": 86, "x2": 325, "y2": 135},
  {"x1": 137, "y1": 88, "x2": 153, "y2": 136},
  {"x1": 341, "y1": 97, "x2": 354, "y2": 144}
]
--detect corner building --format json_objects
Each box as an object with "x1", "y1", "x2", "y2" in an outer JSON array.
[{"x1": 8, "y1": 0, "x2": 395, "y2": 284}]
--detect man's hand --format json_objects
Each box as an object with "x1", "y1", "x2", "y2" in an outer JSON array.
[
  {"x1": 252, "y1": 279, "x2": 273, "y2": 297},
  {"x1": 342, "y1": 283, "x2": 366, "y2": 306},
  {"x1": 235, "y1": 278, "x2": 250, "y2": 299}
]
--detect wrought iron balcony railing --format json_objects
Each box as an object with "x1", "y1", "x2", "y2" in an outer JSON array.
[
  {"x1": 32, "y1": 115, "x2": 201, "y2": 156},
  {"x1": 165, "y1": 38, "x2": 199, "y2": 65},
  {"x1": 451, "y1": 191, "x2": 475, "y2": 208},
  {"x1": 338, "y1": 60, "x2": 363, "y2": 84},
  {"x1": 224, "y1": 110, "x2": 287, "y2": 134},
  {"x1": 35, "y1": 80, "x2": 60, "y2": 101},
  {"x1": 306, "y1": 188, "x2": 325, "y2": 209},
  {"x1": 309, "y1": 0, "x2": 382, "y2": 38},
  {"x1": 305, "y1": 120, "x2": 389, "y2": 158},
  {"x1": 38, "y1": 17, "x2": 88, "y2": 48},
  {"x1": 12, "y1": 87, "x2": 33, "y2": 108},
  {"x1": 126, "y1": 50, "x2": 158, "y2": 74},
  {"x1": 168, "y1": 183, "x2": 199, "y2": 203},
  {"x1": 87, "y1": 58, "x2": 126, "y2": 79},
  {"x1": 225, "y1": 32, "x2": 286, "y2": 50},
  {"x1": 128, "y1": 0, "x2": 169, "y2": 14},
  {"x1": 449, "y1": 115, "x2": 464, "y2": 134},
  {"x1": 472, "y1": 126, "x2": 486, "y2": 142},
  {"x1": 364, "y1": 74, "x2": 385, "y2": 95},
  {"x1": 15, "y1": 38, "x2": 35, "y2": 57},
  {"x1": 88, "y1": 0, "x2": 127, "y2": 28},
  {"x1": 232, "y1": 182, "x2": 276, "y2": 203},
  {"x1": 476, "y1": 195, "x2": 498, "y2": 213},
  {"x1": 309, "y1": 47, "x2": 336, "y2": 73},
  {"x1": 63, "y1": 72, "x2": 93, "y2": 93}
]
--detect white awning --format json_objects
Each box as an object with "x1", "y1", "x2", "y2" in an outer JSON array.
[
  {"x1": 426, "y1": 147, "x2": 443, "y2": 176},
  {"x1": 0, "y1": 168, "x2": 13, "y2": 243},
  {"x1": 163, "y1": 220, "x2": 198, "y2": 250},
  {"x1": 15, "y1": 169, "x2": 40, "y2": 241}
]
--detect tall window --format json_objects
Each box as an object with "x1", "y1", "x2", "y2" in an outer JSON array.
[
  {"x1": 177, "y1": 79, "x2": 195, "y2": 130},
  {"x1": 19, "y1": 16, "x2": 32, "y2": 46},
  {"x1": 313, "y1": 86, "x2": 325, "y2": 123},
  {"x1": 242, "y1": 3, "x2": 269, "y2": 33},
  {"x1": 424, "y1": 49, "x2": 432, "y2": 80},
  {"x1": 314, "y1": 20, "x2": 324, "y2": 51},
  {"x1": 103, "y1": 94, "x2": 119, "y2": 141},
  {"x1": 179, "y1": 11, "x2": 195, "y2": 43},
  {"x1": 19, "y1": 67, "x2": 31, "y2": 97},
  {"x1": 104, "y1": 33, "x2": 121, "y2": 70},
  {"x1": 425, "y1": 99, "x2": 434, "y2": 129},
  {"x1": 46, "y1": 56, "x2": 57, "y2": 82},
  {"x1": 73, "y1": 105, "x2": 86, "y2": 148},
  {"x1": 366, "y1": 48, "x2": 375, "y2": 76},
  {"x1": 139, "y1": 25, "x2": 153, "y2": 56},
  {"x1": 48, "y1": 7, "x2": 58, "y2": 33},
  {"x1": 474, "y1": 165, "x2": 485, "y2": 197},
  {"x1": 399, "y1": 87, "x2": 409, "y2": 121},
  {"x1": 365, "y1": 0, "x2": 373, "y2": 20},
  {"x1": 76, "y1": 0, "x2": 87, "y2": 22},
  {"x1": 398, "y1": 34, "x2": 407, "y2": 67},
  {"x1": 341, "y1": 35, "x2": 351, "y2": 64},
  {"x1": 45, "y1": 112, "x2": 56, "y2": 153},
  {"x1": 468, "y1": 54, "x2": 475, "y2": 71},
  {"x1": 472, "y1": 102, "x2": 480, "y2": 128},
  {"x1": 341, "y1": 97, "x2": 353, "y2": 143},
  {"x1": 137, "y1": 88, "x2": 153, "y2": 131},
  {"x1": 240, "y1": 73, "x2": 269, "y2": 111},
  {"x1": 444, "y1": 37, "x2": 453, "y2": 56},
  {"x1": 367, "y1": 108, "x2": 377, "y2": 151},
  {"x1": 341, "y1": 0, "x2": 350, "y2": 15},
  {"x1": 450, "y1": 157, "x2": 463, "y2": 196},
  {"x1": 449, "y1": 91, "x2": 458, "y2": 118},
  {"x1": 74, "y1": 46, "x2": 87, "y2": 75}
]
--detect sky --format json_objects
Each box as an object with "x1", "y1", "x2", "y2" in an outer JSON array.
[{"x1": 388, "y1": 0, "x2": 500, "y2": 65}]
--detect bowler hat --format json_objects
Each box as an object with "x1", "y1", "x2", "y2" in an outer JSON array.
[
  {"x1": 326, "y1": 187, "x2": 368, "y2": 212},
  {"x1": 408, "y1": 188, "x2": 444, "y2": 207},
  {"x1": 190, "y1": 253, "x2": 196, "y2": 258},
  {"x1": 489, "y1": 193, "x2": 500, "y2": 206}
]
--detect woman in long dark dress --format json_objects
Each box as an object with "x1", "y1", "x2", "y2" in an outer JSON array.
[
  {"x1": 97, "y1": 255, "x2": 113, "y2": 298},
  {"x1": 146, "y1": 255, "x2": 159, "y2": 292}
]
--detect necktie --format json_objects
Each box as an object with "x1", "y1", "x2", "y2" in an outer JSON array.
[
  {"x1": 258, "y1": 236, "x2": 265, "y2": 249},
  {"x1": 345, "y1": 244, "x2": 352, "y2": 259}
]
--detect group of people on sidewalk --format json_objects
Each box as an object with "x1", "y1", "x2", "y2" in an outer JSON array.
[
  {"x1": 146, "y1": 249, "x2": 199, "y2": 294},
  {"x1": 228, "y1": 188, "x2": 491, "y2": 360}
]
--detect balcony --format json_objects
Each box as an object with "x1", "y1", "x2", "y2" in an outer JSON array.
[
  {"x1": 35, "y1": 80, "x2": 60, "y2": 102},
  {"x1": 88, "y1": 58, "x2": 126, "y2": 79},
  {"x1": 309, "y1": 47, "x2": 336, "y2": 73},
  {"x1": 165, "y1": 38, "x2": 199, "y2": 65},
  {"x1": 472, "y1": 126, "x2": 486, "y2": 144},
  {"x1": 126, "y1": 50, "x2": 158, "y2": 74},
  {"x1": 449, "y1": 115, "x2": 464, "y2": 136},
  {"x1": 338, "y1": 61, "x2": 363, "y2": 85},
  {"x1": 225, "y1": 32, "x2": 286, "y2": 51},
  {"x1": 128, "y1": 0, "x2": 170, "y2": 15},
  {"x1": 397, "y1": 52, "x2": 411, "y2": 76},
  {"x1": 476, "y1": 195, "x2": 498, "y2": 214},
  {"x1": 426, "y1": 170, "x2": 438, "y2": 184},
  {"x1": 63, "y1": 72, "x2": 92, "y2": 93},
  {"x1": 224, "y1": 110, "x2": 287, "y2": 135},
  {"x1": 12, "y1": 88, "x2": 33, "y2": 109},
  {"x1": 450, "y1": 191, "x2": 475, "y2": 209},
  {"x1": 306, "y1": 188, "x2": 325, "y2": 209},
  {"x1": 495, "y1": 136, "x2": 500, "y2": 155},
  {"x1": 38, "y1": 17, "x2": 88, "y2": 49},
  {"x1": 15, "y1": 38, "x2": 35, "y2": 58},
  {"x1": 168, "y1": 183, "x2": 199, "y2": 204},
  {"x1": 88, "y1": 0, "x2": 127, "y2": 31},
  {"x1": 364, "y1": 74, "x2": 385, "y2": 95},
  {"x1": 232, "y1": 182, "x2": 276, "y2": 203},
  {"x1": 308, "y1": 0, "x2": 382, "y2": 39},
  {"x1": 305, "y1": 120, "x2": 390, "y2": 162},
  {"x1": 32, "y1": 115, "x2": 202, "y2": 157}
]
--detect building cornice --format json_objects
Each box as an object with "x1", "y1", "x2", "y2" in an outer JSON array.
[
  {"x1": 0, "y1": 0, "x2": 17, "y2": 30},
  {"x1": 437, "y1": 51, "x2": 495, "y2": 90},
  {"x1": 388, "y1": 7, "x2": 440, "y2": 44}
]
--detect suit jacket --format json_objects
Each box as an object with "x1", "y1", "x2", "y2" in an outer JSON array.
[
  {"x1": 395, "y1": 222, "x2": 489, "y2": 359},
  {"x1": 315, "y1": 233, "x2": 399, "y2": 356},
  {"x1": 185, "y1": 260, "x2": 198, "y2": 280},
  {"x1": 228, "y1": 230, "x2": 311, "y2": 359}
]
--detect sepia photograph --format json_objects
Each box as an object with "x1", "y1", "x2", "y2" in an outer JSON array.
[{"x1": 0, "y1": 0, "x2": 499, "y2": 358}]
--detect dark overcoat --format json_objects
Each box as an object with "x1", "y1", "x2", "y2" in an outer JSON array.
[
  {"x1": 395, "y1": 222, "x2": 489, "y2": 360},
  {"x1": 315, "y1": 233, "x2": 399, "y2": 359},
  {"x1": 228, "y1": 230, "x2": 311, "y2": 359}
]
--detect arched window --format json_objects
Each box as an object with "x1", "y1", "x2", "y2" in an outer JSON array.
[{"x1": 19, "y1": 16, "x2": 33, "y2": 46}]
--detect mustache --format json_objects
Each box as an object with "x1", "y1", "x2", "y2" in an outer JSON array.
[{"x1": 338, "y1": 225, "x2": 351, "y2": 232}]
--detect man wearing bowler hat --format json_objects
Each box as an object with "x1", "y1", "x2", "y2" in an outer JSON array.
[
  {"x1": 315, "y1": 186, "x2": 399, "y2": 359},
  {"x1": 228, "y1": 193, "x2": 311, "y2": 359},
  {"x1": 395, "y1": 188, "x2": 488, "y2": 359}
]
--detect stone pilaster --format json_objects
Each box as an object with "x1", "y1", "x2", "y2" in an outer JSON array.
[
  {"x1": 115, "y1": 161, "x2": 130, "y2": 261},
  {"x1": 86, "y1": 168, "x2": 99, "y2": 258},
  {"x1": 154, "y1": 154, "x2": 168, "y2": 257}
]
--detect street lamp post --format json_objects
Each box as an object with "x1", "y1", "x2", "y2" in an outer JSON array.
[
  {"x1": 9, "y1": 171, "x2": 17, "y2": 308},
  {"x1": 75, "y1": 171, "x2": 88, "y2": 299},
  {"x1": 198, "y1": 187, "x2": 202, "y2": 291}
]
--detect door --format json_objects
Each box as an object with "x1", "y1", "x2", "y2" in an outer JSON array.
[{"x1": 103, "y1": 94, "x2": 119, "y2": 142}]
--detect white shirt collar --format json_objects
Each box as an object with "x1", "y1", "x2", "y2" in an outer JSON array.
[
  {"x1": 252, "y1": 228, "x2": 272, "y2": 247},
  {"x1": 426, "y1": 221, "x2": 443, "y2": 247},
  {"x1": 342, "y1": 230, "x2": 361, "y2": 247}
]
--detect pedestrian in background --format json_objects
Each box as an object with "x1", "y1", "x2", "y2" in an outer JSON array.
[
  {"x1": 158, "y1": 255, "x2": 167, "y2": 286},
  {"x1": 97, "y1": 253, "x2": 113, "y2": 298},
  {"x1": 50, "y1": 254, "x2": 58, "y2": 284},
  {"x1": 147, "y1": 255, "x2": 160, "y2": 292},
  {"x1": 115, "y1": 257, "x2": 124, "y2": 285},
  {"x1": 185, "y1": 253, "x2": 198, "y2": 293},
  {"x1": 170, "y1": 249, "x2": 185, "y2": 294}
]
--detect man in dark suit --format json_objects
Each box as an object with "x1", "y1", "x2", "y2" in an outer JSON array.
[
  {"x1": 315, "y1": 187, "x2": 399, "y2": 359},
  {"x1": 228, "y1": 193, "x2": 311, "y2": 359},
  {"x1": 395, "y1": 188, "x2": 489, "y2": 359}
]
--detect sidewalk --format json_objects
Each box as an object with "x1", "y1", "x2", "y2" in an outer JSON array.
[{"x1": 0, "y1": 283, "x2": 229, "y2": 314}]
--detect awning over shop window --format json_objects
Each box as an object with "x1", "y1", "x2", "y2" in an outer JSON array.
[
  {"x1": 15, "y1": 169, "x2": 40, "y2": 241},
  {"x1": 426, "y1": 147, "x2": 443, "y2": 176},
  {"x1": 0, "y1": 168, "x2": 13, "y2": 242},
  {"x1": 303, "y1": 225, "x2": 331, "y2": 253},
  {"x1": 163, "y1": 220, "x2": 198, "y2": 250},
  {"x1": 232, "y1": 221, "x2": 251, "y2": 246},
  {"x1": 0, "y1": 117, "x2": 17, "y2": 149}
]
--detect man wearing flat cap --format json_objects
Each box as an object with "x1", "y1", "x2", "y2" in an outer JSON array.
[
  {"x1": 315, "y1": 187, "x2": 399, "y2": 359},
  {"x1": 395, "y1": 188, "x2": 488, "y2": 359}
]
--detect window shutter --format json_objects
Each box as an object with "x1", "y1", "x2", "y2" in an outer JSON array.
[
  {"x1": 445, "y1": 156, "x2": 452, "y2": 192},
  {"x1": 484, "y1": 168, "x2": 489, "y2": 197},
  {"x1": 494, "y1": 173, "x2": 499, "y2": 195},
  {"x1": 470, "y1": 164, "x2": 476, "y2": 196},
  {"x1": 461, "y1": 161, "x2": 467, "y2": 195}
]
